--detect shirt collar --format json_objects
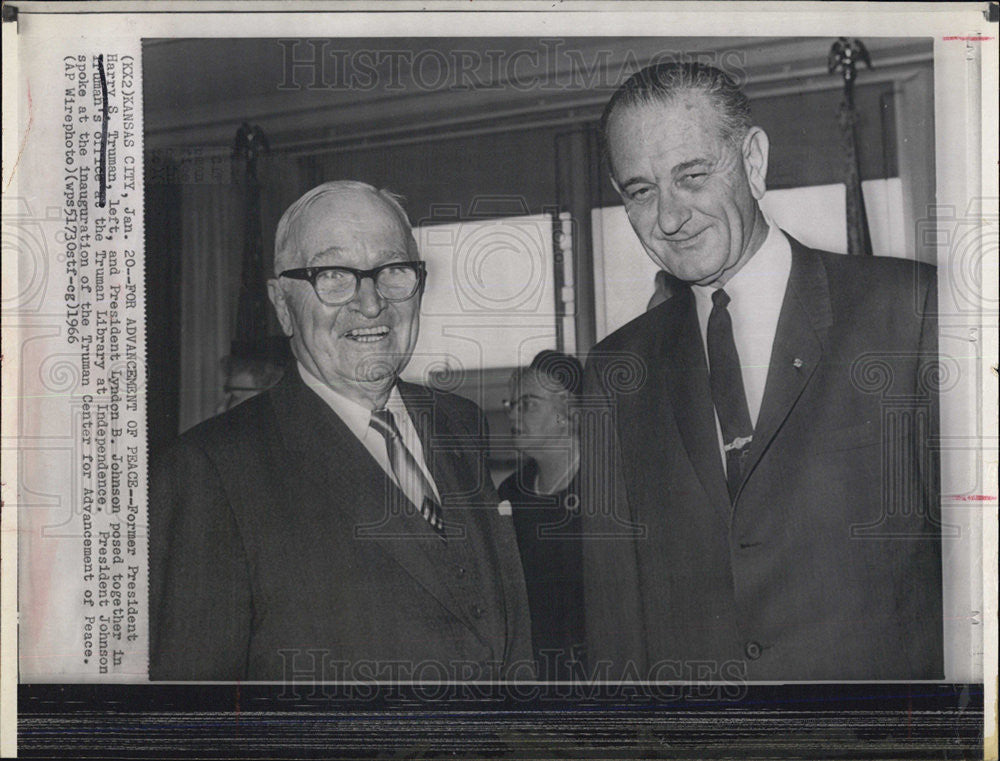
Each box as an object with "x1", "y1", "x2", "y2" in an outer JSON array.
[{"x1": 297, "y1": 361, "x2": 403, "y2": 442}]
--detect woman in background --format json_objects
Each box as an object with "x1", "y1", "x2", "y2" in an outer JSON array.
[{"x1": 499, "y1": 350, "x2": 586, "y2": 680}]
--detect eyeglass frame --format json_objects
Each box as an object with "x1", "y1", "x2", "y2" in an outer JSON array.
[
  {"x1": 502, "y1": 391, "x2": 570, "y2": 414},
  {"x1": 278, "y1": 260, "x2": 427, "y2": 306}
]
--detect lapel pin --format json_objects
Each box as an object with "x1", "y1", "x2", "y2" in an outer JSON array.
[{"x1": 793, "y1": 358, "x2": 804, "y2": 369}]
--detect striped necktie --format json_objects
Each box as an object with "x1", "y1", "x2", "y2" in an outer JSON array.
[
  {"x1": 707, "y1": 288, "x2": 754, "y2": 502},
  {"x1": 369, "y1": 408, "x2": 445, "y2": 537}
]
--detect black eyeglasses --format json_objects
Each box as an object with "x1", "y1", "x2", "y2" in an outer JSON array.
[
  {"x1": 502, "y1": 393, "x2": 566, "y2": 413},
  {"x1": 279, "y1": 261, "x2": 426, "y2": 306}
]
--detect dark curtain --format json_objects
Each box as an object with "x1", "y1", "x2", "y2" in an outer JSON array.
[{"x1": 144, "y1": 152, "x2": 304, "y2": 447}]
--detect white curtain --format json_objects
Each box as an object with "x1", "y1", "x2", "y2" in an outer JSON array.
[{"x1": 178, "y1": 182, "x2": 243, "y2": 432}]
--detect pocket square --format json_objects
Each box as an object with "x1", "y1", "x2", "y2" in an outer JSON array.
[{"x1": 497, "y1": 500, "x2": 513, "y2": 516}]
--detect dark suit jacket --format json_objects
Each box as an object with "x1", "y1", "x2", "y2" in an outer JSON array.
[
  {"x1": 150, "y1": 368, "x2": 533, "y2": 681},
  {"x1": 581, "y1": 236, "x2": 943, "y2": 681}
]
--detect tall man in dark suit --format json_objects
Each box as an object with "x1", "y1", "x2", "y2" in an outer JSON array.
[
  {"x1": 150, "y1": 181, "x2": 533, "y2": 681},
  {"x1": 581, "y1": 63, "x2": 943, "y2": 681}
]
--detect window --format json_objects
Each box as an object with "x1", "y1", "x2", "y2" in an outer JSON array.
[{"x1": 402, "y1": 213, "x2": 558, "y2": 384}]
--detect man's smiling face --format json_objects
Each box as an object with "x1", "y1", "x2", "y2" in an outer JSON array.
[
  {"x1": 268, "y1": 188, "x2": 422, "y2": 407},
  {"x1": 607, "y1": 92, "x2": 769, "y2": 287}
]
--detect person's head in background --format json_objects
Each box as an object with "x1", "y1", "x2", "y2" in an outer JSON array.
[
  {"x1": 217, "y1": 355, "x2": 286, "y2": 414},
  {"x1": 646, "y1": 268, "x2": 687, "y2": 311},
  {"x1": 505, "y1": 350, "x2": 584, "y2": 494}
]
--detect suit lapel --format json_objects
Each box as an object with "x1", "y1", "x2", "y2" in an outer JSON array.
[
  {"x1": 657, "y1": 288, "x2": 731, "y2": 518},
  {"x1": 397, "y1": 382, "x2": 493, "y2": 547},
  {"x1": 397, "y1": 382, "x2": 464, "y2": 503},
  {"x1": 737, "y1": 238, "x2": 831, "y2": 497},
  {"x1": 397, "y1": 381, "x2": 495, "y2": 635},
  {"x1": 269, "y1": 370, "x2": 474, "y2": 628}
]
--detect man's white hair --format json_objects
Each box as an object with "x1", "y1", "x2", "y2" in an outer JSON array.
[{"x1": 273, "y1": 180, "x2": 418, "y2": 274}]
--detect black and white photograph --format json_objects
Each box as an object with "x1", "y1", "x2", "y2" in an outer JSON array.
[{"x1": 3, "y1": 3, "x2": 996, "y2": 758}]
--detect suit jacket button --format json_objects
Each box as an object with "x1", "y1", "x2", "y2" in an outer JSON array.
[
  {"x1": 472, "y1": 604, "x2": 485, "y2": 619},
  {"x1": 745, "y1": 641, "x2": 763, "y2": 660},
  {"x1": 456, "y1": 565, "x2": 467, "y2": 578}
]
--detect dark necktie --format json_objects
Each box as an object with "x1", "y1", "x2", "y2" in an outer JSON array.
[
  {"x1": 369, "y1": 408, "x2": 445, "y2": 537},
  {"x1": 707, "y1": 288, "x2": 754, "y2": 502}
]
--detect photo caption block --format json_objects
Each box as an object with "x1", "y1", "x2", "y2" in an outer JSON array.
[{"x1": 12, "y1": 41, "x2": 148, "y2": 682}]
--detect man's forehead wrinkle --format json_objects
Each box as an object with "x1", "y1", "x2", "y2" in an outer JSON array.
[
  {"x1": 304, "y1": 246, "x2": 348, "y2": 266},
  {"x1": 305, "y1": 247, "x2": 409, "y2": 267},
  {"x1": 622, "y1": 146, "x2": 709, "y2": 188},
  {"x1": 673, "y1": 156, "x2": 715, "y2": 174},
  {"x1": 296, "y1": 199, "x2": 408, "y2": 261}
]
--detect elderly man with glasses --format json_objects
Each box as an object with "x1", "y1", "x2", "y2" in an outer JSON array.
[{"x1": 150, "y1": 181, "x2": 533, "y2": 682}]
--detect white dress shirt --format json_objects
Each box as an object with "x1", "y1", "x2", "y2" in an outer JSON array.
[
  {"x1": 298, "y1": 362, "x2": 442, "y2": 506},
  {"x1": 691, "y1": 220, "x2": 793, "y2": 465}
]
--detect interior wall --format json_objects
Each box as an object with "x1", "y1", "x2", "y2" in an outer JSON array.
[
  {"x1": 754, "y1": 82, "x2": 898, "y2": 189},
  {"x1": 305, "y1": 80, "x2": 900, "y2": 224},
  {"x1": 304, "y1": 126, "x2": 562, "y2": 225}
]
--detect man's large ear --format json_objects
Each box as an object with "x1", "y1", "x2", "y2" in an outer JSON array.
[
  {"x1": 267, "y1": 278, "x2": 295, "y2": 337},
  {"x1": 742, "y1": 126, "x2": 769, "y2": 201}
]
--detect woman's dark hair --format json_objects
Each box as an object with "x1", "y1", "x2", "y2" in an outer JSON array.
[{"x1": 528, "y1": 350, "x2": 584, "y2": 397}]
